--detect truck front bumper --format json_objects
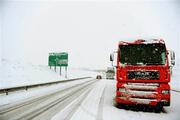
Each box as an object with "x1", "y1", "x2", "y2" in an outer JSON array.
[
  {"x1": 116, "y1": 82, "x2": 170, "y2": 106},
  {"x1": 115, "y1": 97, "x2": 170, "y2": 106}
]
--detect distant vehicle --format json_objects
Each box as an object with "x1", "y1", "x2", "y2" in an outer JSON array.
[
  {"x1": 110, "y1": 39, "x2": 175, "y2": 112},
  {"x1": 106, "y1": 67, "x2": 115, "y2": 79},
  {"x1": 96, "y1": 75, "x2": 102, "y2": 79}
]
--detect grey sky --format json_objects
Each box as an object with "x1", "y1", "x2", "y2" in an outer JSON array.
[{"x1": 1, "y1": 0, "x2": 180, "y2": 69}]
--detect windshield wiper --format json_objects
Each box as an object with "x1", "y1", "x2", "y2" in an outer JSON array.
[{"x1": 145, "y1": 63, "x2": 164, "y2": 65}]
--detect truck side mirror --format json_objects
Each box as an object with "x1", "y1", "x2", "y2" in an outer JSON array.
[
  {"x1": 168, "y1": 50, "x2": 175, "y2": 67},
  {"x1": 170, "y1": 51, "x2": 175, "y2": 66},
  {"x1": 110, "y1": 53, "x2": 114, "y2": 61}
]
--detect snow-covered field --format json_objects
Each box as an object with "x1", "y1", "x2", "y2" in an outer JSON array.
[{"x1": 0, "y1": 59, "x2": 97, "y2": 89}]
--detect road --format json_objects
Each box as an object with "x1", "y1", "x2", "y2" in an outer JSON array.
[
  {"x1": 101, "y1": 80, "x2": 180, "y2": 120},
  {"x1": 0, "y1": 79, "x2": 180, "y2": 120},
  {"x1": 0, "y1": 79, "x2": 96, "y2": 120},
  {"x1": 56, "y1": 80, "x2": 180, "y2": 120}
]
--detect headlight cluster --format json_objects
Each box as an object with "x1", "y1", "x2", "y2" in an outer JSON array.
[
  {"x1": 119, "y1": 88, "x2": 126, "y2": 92},
  {"x1": 162, "y1": 90, "x2": 170, "y2": 94}
]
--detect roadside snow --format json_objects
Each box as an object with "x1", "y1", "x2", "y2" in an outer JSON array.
[
  {"x1": 171, "y1": 66, "x2": 180, "y2": 91},
  {"x1": 0, "y1": 59, "x2": 97, "y2": 89}
]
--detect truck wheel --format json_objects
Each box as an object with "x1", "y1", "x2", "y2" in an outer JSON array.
[
  {"x1": 154, "y1": 104, "x2": 163, "y2": 113},
  {"x1": 113, "y1": 100, "x2": 123, "y2": 108}
]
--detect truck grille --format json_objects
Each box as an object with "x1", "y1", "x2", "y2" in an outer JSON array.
[
  {"x1": 119, "y1": 83, "x2": 159, "y2": 104},
  {"x1": 127, "y1": 71, "x2": 159, "y2": 80}
]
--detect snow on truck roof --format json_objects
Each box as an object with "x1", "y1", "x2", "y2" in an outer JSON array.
[{"x1": 119, "y1": 39, "x2": 165, "y2": 45}]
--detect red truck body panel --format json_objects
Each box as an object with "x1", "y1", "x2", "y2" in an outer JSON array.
[{"x1": 115, "y1": 39, "x2": 170, "y2": 107}]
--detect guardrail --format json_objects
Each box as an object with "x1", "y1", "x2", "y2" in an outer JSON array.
[
  {"x1": 0, "y1": 77, "x2": 92, "y2": 95},
  {"x1": 172, "y1": 89, "x2": 180, "y2": 93}
]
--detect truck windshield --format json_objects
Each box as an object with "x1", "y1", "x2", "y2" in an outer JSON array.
[{"x1": 119, "y1": 43, "x2": 166, "y2": 65}]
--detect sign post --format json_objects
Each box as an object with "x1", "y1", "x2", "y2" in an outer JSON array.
[
  {"x1": 56, "y1": 52, "x2": 68, "y2": 78},
  {"x1": 65, "y1": 67, "x2": 67, "y2": 78},
  {"x1": 60, "y1": 67, "x2": 61, "y2": 75}
]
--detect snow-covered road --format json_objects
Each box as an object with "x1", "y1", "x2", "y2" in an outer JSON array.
[
  {"x1": 0, "y1": 79, "x2": 97, "y2": 120},
  {"x1": 56, "y1": 80, "x2": 180, "y2": 120},
  {"x1": 102, "y1": 80, "x2": 180, "y2": 120}
]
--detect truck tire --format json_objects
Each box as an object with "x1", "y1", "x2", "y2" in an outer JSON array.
[{"x1": 154, "y1": 104, "x2": 163, "y2": 113}]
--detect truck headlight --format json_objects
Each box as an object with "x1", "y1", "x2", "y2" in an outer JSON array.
[
  {"x1": 162, "y1": 90, "x2": 170, "y2": 94},
  {"x1": 119, "y1": 88, "x2": 126, "y2": 92}
]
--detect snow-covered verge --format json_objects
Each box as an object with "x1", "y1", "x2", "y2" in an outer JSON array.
[
  {"x1": 170, "y1": 65, "x2": 180, "y2": 91},
  {"x1": 0, "y1": 59, "x2": 97, "y2": 89}
]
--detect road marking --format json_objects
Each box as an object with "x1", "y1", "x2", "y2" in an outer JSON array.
[{"x1": 96, "y1": 83, "x2": 106, "y2": 120}]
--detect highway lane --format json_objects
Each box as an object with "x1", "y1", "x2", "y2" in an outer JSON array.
[{"x1": 0, "y1": 79, "x2": 97, "y2": 120}]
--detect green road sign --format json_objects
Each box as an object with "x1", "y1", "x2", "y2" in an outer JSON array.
[
  {"x1": 56, "y1": 52, "x2": 68, "y2": 67},
  {"x1": 48, "y1": 53, "x2": 57, "y2": 66},
  {"x1": 48, "y1": 52, "x2": 68, "y2": 67}
]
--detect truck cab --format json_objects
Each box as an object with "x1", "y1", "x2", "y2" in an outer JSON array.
[{"x1": 111, "y1": 39, "x2": 175, "y2": 111}]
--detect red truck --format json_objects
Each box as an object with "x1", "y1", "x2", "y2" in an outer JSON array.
[{"x1": 110, "y1": 39, "x2": 175, "y2": 111}]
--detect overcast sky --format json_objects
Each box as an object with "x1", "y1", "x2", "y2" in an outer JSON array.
[{"x1": 0, "y1": 0, "x2": 180, "y2": 69}]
